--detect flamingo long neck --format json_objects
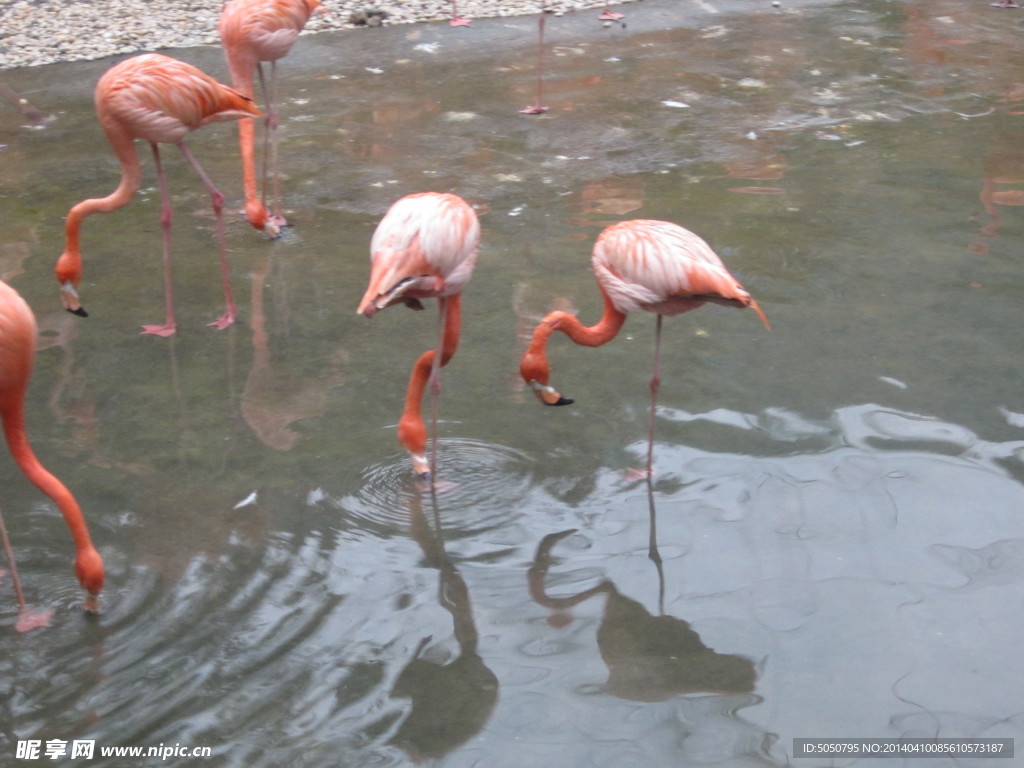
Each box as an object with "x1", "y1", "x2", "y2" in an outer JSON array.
[
  {"x1": 521, "y1": 291, "x2": 627, "y2": 385},
  {"x1": 224, "y1": 51, "x2": 267, "y2": 232},
  {"x1": 57, "y1": 126, "x2": 142, "y2": 284},
  {"x1": 0, "y1": 405, "x2": 97, "y2": 563},
  {"x1": 397, "y1": 296, "x2": 463, "y2": 463},
  {"x1": 237, "y1": 116, "x2": 266, "y2": 231}
]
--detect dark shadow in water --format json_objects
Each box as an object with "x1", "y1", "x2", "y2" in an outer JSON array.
[
  {"x1": 386, "y1": 488, "x2": 499, "y2": 761},
  {"x1": 528, "y1": 480, "x2": 757, "y2": 701}
]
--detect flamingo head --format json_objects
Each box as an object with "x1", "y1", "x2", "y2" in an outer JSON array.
[
  {"x1": 520, "y1": 351, "x2": 573, "y2": 406},
  {"x1": 75, "y1": 545, "x2": 105, "y2": 611},
  {"x1": 245, "y1": 200, "x2": 284, "y2": 239},
  {"x1": 55, "y1": 252, "x2": 88, "y2": 317}
]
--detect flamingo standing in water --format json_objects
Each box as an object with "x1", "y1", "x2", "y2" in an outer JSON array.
[
  {"x1": 357, "y1": 193, "x2": 480, "y2": 481},
  {"x1": 219, "y1": 0, "x2": 324, "y2": 237},
  {"x1": 0, "y1": 279, "x2": 104, "y2": 623},
  {"x1": 519, "y1": 219, "x2": 769, "y2": 474},
  {"x1": 55, "y1": 53, "x2": 261, "y2": 336}
]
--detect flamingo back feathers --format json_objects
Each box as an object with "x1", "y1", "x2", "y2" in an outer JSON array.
[
  {"x1": 593, "y1": 219, "x2": 768, "y2": 327},
  {"x1": 358, "y1": 193, "x2": 480, "y2": 317},
  {"x1": 97, "y1": 54, "x2": 260, "y2": 145},
  {"x1": 219, "y1": 0, "x2": 324, "y2": 65}
]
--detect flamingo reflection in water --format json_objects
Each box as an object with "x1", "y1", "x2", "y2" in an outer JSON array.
[
  {"x1": 383, "y1": 490, "x2": 497, "y2": 760},
  {"x1": 528, "y1": 482, "x2": 757, "y2": 701}
]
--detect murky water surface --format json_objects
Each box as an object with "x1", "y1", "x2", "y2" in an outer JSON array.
[{"x1": 2, "y1": 1, "x2": 1023, "y2": 765}]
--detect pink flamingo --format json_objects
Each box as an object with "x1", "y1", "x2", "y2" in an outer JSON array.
[
  {"x1": 1, "y1": 279, "x2": 104, "y2": 625},
  {"x1": 519, "y1": 219, "x2": 769, "y2": 474},
  {"x1": 55, "y1": 54, "x2": 261, "y2": 336},
  {"x1": 357, "y1": 193, "x2": 480, "y2": 480},
  {"x1": 219, "y1": 0, "x2": 324, "y2": 237}
]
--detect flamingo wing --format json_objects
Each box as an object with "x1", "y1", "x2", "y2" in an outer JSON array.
[
  {"x1": 593, "y1": 220, "x2": 763, "y2": 319},
  {"x1": 98, "y1": 54, "x2": 259, "y2": 144}
]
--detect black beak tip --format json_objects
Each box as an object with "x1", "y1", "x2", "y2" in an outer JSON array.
[
  {"x1": 546, "y1": 396, "x2": 574, "y2": 406},
  {"x1": 68, "y1": 306, "x2": 88, "y2": 318}
]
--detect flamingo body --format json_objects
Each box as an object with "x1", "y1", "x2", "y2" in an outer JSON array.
[
  {"x1": 592, "y1": 219, "x2": 767, "y2": 318},
  {"x1": 55, "y1": 54, "x2": 260, "y2": 335},
  {"x1": 0, "y1": 279, "x2": 104, "y2": 611},
  {"x1": 520, "y1": 219, "x2": 768, "y2": 407},
  {"x1": 219, "y1": 0, "x2": 324, "y2": 236},
  {"x1": 358, "y1": 193, "x2": 480, "y2": 478},
  {"x1": 219, "y1": 0, "x2": 322, "y2": 64}
]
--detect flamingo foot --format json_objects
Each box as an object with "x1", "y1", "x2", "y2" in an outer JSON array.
[
  {"x1": 622, "y1": 466, "x2": 653, "y2": 483},
  {"x1": 450, "y1": 16, "x2": 471, "y2": 26},
  {"x1": 599, "y1": 10, "x2": 625, "y2": 20},
  {"x1": 207, "y1": 311, "x2": 237, "y2": 330},
  {"x1": 16, "y1": 607, "x2": 54, "y2": 632},
  {"x1": 140, "y1": 323, "x2": 177, "y2": 337},
  {"x1": 519, "y1": 104, "x2": 549, "y2": 115}
]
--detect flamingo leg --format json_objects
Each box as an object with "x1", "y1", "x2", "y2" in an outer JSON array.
[
  {"x1": 645, "y1": 314, "x2": 663, "y2": 477},
  {"x1": 257, "y1": 61, "x2": 287, "y2": 232},
  {"x1": 0, "y1": 504, "x2": 27, "y2": 612},
  {"x1": 177, "y1": 142, "x2": 238, "y2": 330},
  {"x1": 450, "y1": 0, "x2": 471, "y2": 26},
  {"x1": 428, "y1": 296, "x2": 450, "y2": 484},
  {"x1": 140, "y1": 142, "x2": 178, "y2": 337},
  {"x1": 0, "y1": 505, "x2": 53, "y2": 631},
  {"x1": 520, "y1": 10, "x2": 549, "y2": 115}
]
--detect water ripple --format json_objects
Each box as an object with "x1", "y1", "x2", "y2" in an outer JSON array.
[{"x1": 334, "y1": 438, "x2": 535, "y2": 540}]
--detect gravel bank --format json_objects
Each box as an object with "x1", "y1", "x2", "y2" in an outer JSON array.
[{"x1": 0, "y1": 0, "x2": 637, "y2": 70}]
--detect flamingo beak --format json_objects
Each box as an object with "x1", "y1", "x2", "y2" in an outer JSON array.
[
  {"x1": 529, "y1": 380, "x2": 573, "y2": 406},
  {"x1": 750, "y1": 299, "x2": 771, "y2": 331},
  {"x1": 409, "y1": 451, "x2": 431, "y2": 480},
  {"x1": 83, "y1": 594, "x2": 100, "y2": 614},
  {"x1": 60, "y1": 281, "x2": 88, "y2": 317}
]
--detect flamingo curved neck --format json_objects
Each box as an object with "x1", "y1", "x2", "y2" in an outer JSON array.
[
  {"x1": 60, "y1": 130, "x2": 143, "y2": 269},
  {"x1": 522, "y1": 292, "x2": 627, "y2": 378},
  {"x1": 397, "y1": 296, "x2": 462, "y2": 469},
  {"x1": 1, "y1": 408, "x2": 97, "y2": 558}
]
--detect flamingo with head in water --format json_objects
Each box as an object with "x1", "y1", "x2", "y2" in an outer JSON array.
[
  {"x1": 219, "y1": 0, "x2": 325, "y2": 237},
  {"x1": 357, "y1": 192, "x2": 480, "y2": 481},
  {"x1": 54, "y1": 53, "x2": 261, "y2": 336},
  {"x1": 0, "y1": 279, "x2": 104, "y2": 624}
]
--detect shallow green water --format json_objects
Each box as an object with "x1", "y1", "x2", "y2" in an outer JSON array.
[{"x1": 1, "y1": 1, "x2": 1023, "y2": 765}]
